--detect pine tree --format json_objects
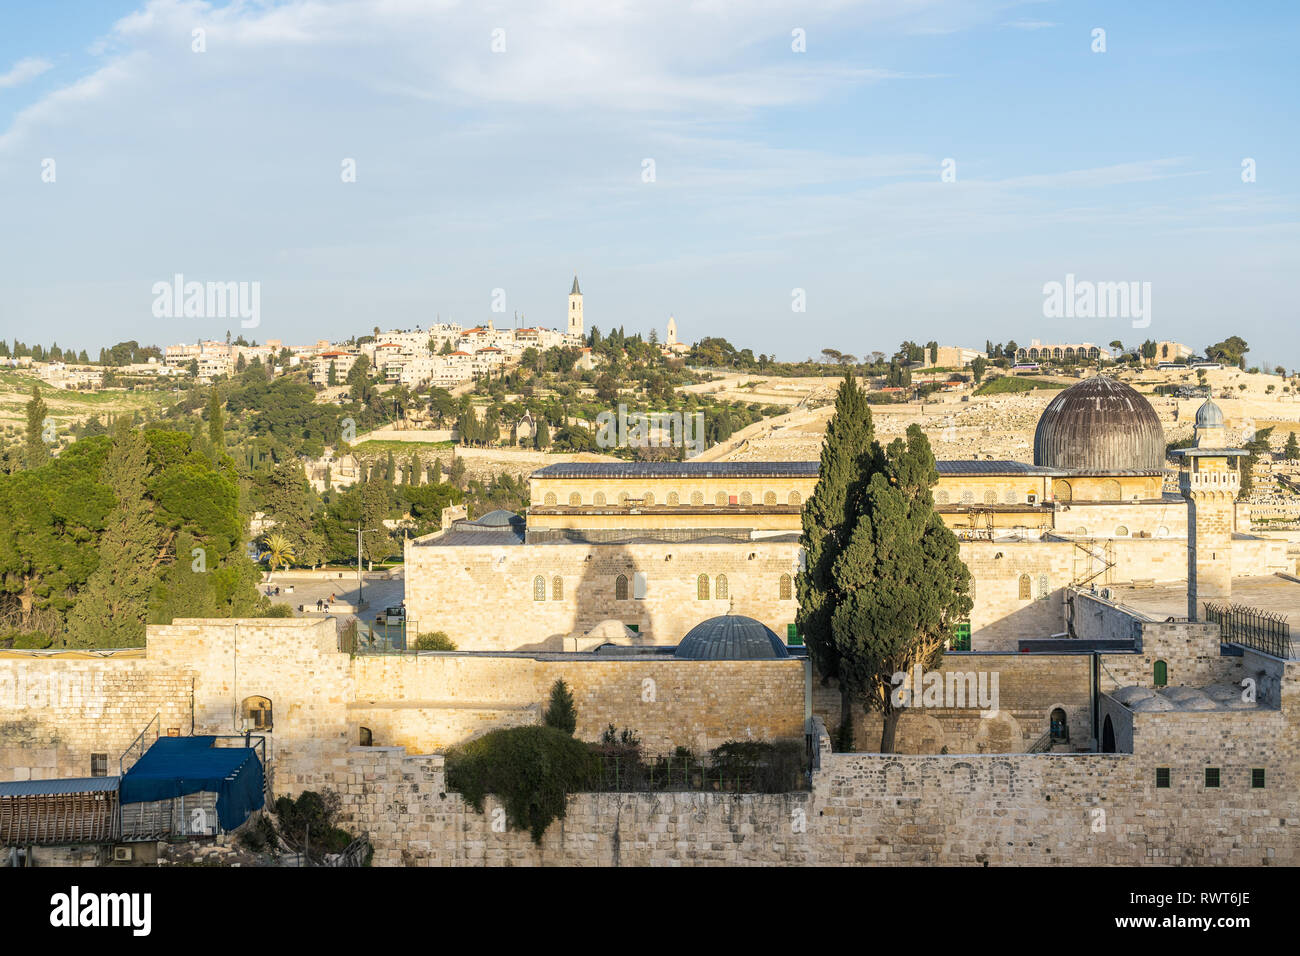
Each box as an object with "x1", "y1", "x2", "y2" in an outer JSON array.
[
  {"x1": 543, "y1": 679, "x2": 577, "y2": 735},
  {"x1": 24, "y1": 385, "x2": 50, "y2": 470},
  {"x1": 795, "y1": 370, "x2": 877, "y2": 748},
  {"x1": 830, "y1": 425, "x2": 972, "y2": 753},
  {"x1": 1285, "y1": 431, "x2": 1299, "y2": 461},
  {"x1": 64, "y1": 422, "x2": 159, "y2": 647}
]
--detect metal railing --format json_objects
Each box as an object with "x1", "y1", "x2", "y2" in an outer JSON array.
[{"x1": 1204, "y1": 601, "x2": 1292, "y2": 658}]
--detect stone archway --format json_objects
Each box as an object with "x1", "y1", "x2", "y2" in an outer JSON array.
[{"x1": 1053, "y1": 479, "x2": 1072, "y2": 502}]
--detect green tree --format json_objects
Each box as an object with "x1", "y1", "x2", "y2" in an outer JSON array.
[
  {"x1": 970, "y1": 356, "x2": 988, "y2": 384},
  {"x1": 795, "y1": 371, "x2": 877, "y2": 748},
  {"x1": 830, "y1": 425, "x2": 972, "y2": 752},
  {"x1": 535, "y1": 417, "x2": 550, "y2": 450},
  {"x1": 64, "y1": 422, "x2": 159, "y2": 647},
  {"x1": 207, "y1": 389, "x2": 225, "y2": 453},
  {"x1": 1284, "y1": 431, "x2": 1299, "y2": 461},
  {"x1": 261, "y1": 531, "x2": 296, "y2": 581},
  {"x1": 543, "y1": 679, "x2": 577, "y2": 735},
  {"x1": 25, "y1": 385, "x2": 50, "y2": 470}
]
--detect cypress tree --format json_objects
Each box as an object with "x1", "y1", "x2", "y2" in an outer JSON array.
[
  {"x1": 795, "y1": 370, "x2": 877, "y2": 748},
  {"x1": 1285, "y1": 431, "x2": 1299, "y2": 461},
  {"x1": 24, "y1": 385, "x2": 50, "y2": 470},
  {"x1": 64, "y1": 421, "x2": 159, "y2": 647},
  {"x1": 207, "y1": 389, "x2": 224, "y2": 453},
  {"x1": 830, "y1": 425, "x2": 972, "y2": 753},
  {"x1": 407, "y1": 452, "x2": 420, "y2": 486},
  {"x1": 543, "y1": 679, "x2": 577, "y2": 735}
]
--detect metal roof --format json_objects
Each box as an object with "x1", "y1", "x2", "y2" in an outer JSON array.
[
  {"x1": 532, "y1": 461, "x2": 820, "y2": 479},
  {"x1": 936, "y1": 460, "x2": 1062, "y2": 476},
  {"x1": 674, "y1": 615, "x2": 791, "y2": 660},
  {"x1": 1033, "y1": 375, "x2": 1166, "y2": 474},
  {"x1": 0, "y1": 776, "x2": 120, "y2": 797}
]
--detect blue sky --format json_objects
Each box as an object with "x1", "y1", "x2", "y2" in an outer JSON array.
[{"x1": 1, "y1": 0, "x2": 1297, "y2": 367}]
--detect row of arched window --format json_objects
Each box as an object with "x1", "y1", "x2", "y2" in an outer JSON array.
[
  {"x1": 941, "y1": 489, "x2": 1029, "y2": 504},
  {"x1": 532, "y1": 573, "x2": 796, "y2": 601},
  {"x1": 541, "y1": 490, "x2": 803, "y2": 507}
]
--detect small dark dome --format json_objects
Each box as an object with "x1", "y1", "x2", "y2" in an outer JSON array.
[
  {"x1": 469, "y1": 509, "x2": 523, "y2": 528},
  {"x1": 675, "y1": 615, "x2": 789, "y2": 660},
  {"x1": 1033, "y1": 375, "x2": 1164, "y2": 474}
]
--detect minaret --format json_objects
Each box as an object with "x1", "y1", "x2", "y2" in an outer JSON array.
[
  {"x1": 568, "y1": 275, "x2": 583, "y2": 339},
  {"x1": 666, "y1": 315, "x2": 677, "y2": 347},
  {"x1": 1173, "y1": 399, "x2": 1248, "y2": 620}
]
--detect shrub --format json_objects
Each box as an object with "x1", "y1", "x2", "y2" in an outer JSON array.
[
  {"x1": 272, "y1": 790, "x2": 353, "y2": 859},
  {"x1": 710, "y1": 740, "x2": 807, "y2": 793},
  {"x1": 414, "y1": 631, "x2": 456, "y2": 651},
  {"x1": 542, "y1": 679, "x2": 577, "y2": 735},
  {"x1": 1, "y1": 630, "x2": 53, "y2": 650},
  {"x1": 445, "y1": 726, "x2": 601, "y2": 843},
  {"x1": 259, "y1": 603, "x2": 293, "y2": 618}
]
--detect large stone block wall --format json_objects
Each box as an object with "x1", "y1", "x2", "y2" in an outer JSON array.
[
  {"x1": 810, "y1": 652, "x2": 1093, "y2": 753},
  {"x1": 350, "y1": 654, "x2": 808, "y2": 754},
  {"x1": 0, "y1": 658, "x2": 193, "y2": 781},
  {"x1": 322, "y1": 707, "x2": 1298, "y2": 866},
  {"x1": 403, "y1": 539, "x2": 803, "y2": 649}
]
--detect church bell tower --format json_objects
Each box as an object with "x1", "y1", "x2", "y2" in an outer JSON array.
[{"x1": 568, "y1": 275, "x2": 583, "y2": 339}]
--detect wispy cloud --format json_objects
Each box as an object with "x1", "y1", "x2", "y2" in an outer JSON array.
[
  {"x1": 0, "y1": 57, "x2": 52, "y2": 89},
  {"x1": 1003, "y1": 19, "x2": 1057, "y2": 31}
]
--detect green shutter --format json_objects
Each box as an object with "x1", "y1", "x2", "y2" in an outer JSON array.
[{"x1": 786, "y1": 623, "x2": 802, "y2": 646}]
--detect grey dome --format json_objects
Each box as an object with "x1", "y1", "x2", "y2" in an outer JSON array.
[
  {"x1": 674, "y1": 615, "x2": 789, "y2": 660},
  {"x1": 1195, "y1": 399, "x2": 1225, "y2": 428},
  {"x1": 469, "y1": 509, "x2": 523, "y2": 528},
  {"x1": 1033, "y1": 376, "x2": 1164, "y2": 474}
]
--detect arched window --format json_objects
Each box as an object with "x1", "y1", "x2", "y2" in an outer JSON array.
[
  {"x1": 1053, "y1": 479, "x2": 1072, "y2": 502},
  {"x1": 594, "y1": 492, "x2": 606, "y2": 506},
  {"x1": 935, "y1": 490, "x2": 950, "y2": 504},
  {"x1": 359, "y1": 727, "x2": 373, "y2": 747},
  {"x1": 691, "y1": 491, "x2": 704, "y2": 506},
  {"x1": 1101, "y1": 478, "x2": 1121, "y2": 501},
  {"x1": 568, "y1": 492, "x2": 581, "y2": 506},
  {"x1": 716, "y1": 574, "x2": 729, "y2": 600},
  {"x1": 1153, "y1": 660, "x2": 1168, "y2": 687},
  {"x1": 983, "y1": 490, "x2": 996, "y2": 504},
  {"x1": 1004, "y1": 489, "x2": 1018, "y2": 504},
  {"x1": 644, "y1": 491, "x2": 655, "y2": 506},
  {"x1": 668, "y1": 491, "x2": 680, "y2": 506},
  {"x1": 618, "y1": 491, "x2": 629, "y2": 504},
  {"x1": 1018, "y1": 574, "x2": 1031, "y2": 600},
  {"x1": 544, "y1": 492, "x2": 556, "y2": 505},
  {"x1": 533, "y1": 575, "x2": 546, "y2": 601},
  {"x1": 779, "y1": 573, "x2": 793, "y2": 601},
  {"x1": 961, "y1": 490, "x2": 974, "y2": 504},
  {"x1": 715, "y1": 492, "x2": 727, "y2": 506},
  {"x1": 552, "y1": 576, "x2": 563, "y2": 600},
  {"x1": 615, "y1": 574, "x2": 629, "y2": 600},
  {"x1": 1038, "y1": 574, "x2": 1050, "y2": 599},
  {"x1": 788, "y1": 491, "x2": 801, "y2": 506},
  {"x1": 1115, "y1": 525, "x2": 1129, "y2": 537},
  {"x1": 764, "y1": 491, "x2": 777, "y2": 506},
  {"x1": 1155, "y1": 525, "x2": 1169, "y2": 538},
  {"x1": 740, "y1": 491, "x2": 752, "y2": 506},
  {"x1": 697, "y1": 574, "x2": 709, "y2": 600},
  {"x1": 241, "y1": 696, "x2": 273, "y2": 731},
  {"x1": 1075, "y1": 526, "x2": 1088, "y2": 537}
]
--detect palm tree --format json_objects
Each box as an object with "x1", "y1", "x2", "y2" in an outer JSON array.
[{"x1": 261, "y1": 531, "x2": 296, "y2": 582}]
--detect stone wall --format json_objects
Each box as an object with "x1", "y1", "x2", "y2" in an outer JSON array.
[{"x1": 350, "y1": 653, "x2": 808, "y2": 755}]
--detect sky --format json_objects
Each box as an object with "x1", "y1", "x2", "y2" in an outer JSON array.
[{"x1": 0, "y1": 0, "x2": 1297, "y2": 367}]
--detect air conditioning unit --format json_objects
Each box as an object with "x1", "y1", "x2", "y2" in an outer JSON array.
[
  {"x1": 113, "y1": 846, "x2": 133, "y2": 862},
  {"x1": 1027, "y1": 494, "x2": 1037, "y2": 505}
]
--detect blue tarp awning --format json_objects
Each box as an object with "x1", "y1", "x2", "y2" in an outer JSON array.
[{"x1": 120, "y1": 736, "x2": 264, "y2": 831}]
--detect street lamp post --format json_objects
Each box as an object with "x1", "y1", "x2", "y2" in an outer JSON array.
[{"x1": 356, "y1": 523, "x2": 378, "y2": 610}]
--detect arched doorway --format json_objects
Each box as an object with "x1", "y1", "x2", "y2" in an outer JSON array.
[
  {"x1": 1153, "y1": 660, "x2": 1168, "y2": 687},
  {"x1": 1050, "y1": 708, "x2": 1069, "y2": 745},
  {"x1": 1101, "y1": 715, "x2": 1116, "y2": 753}
]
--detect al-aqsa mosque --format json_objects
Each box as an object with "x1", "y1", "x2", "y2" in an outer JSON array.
[{"x1": 405, "y1": 375, "x2": 1289, "y2": 652}]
